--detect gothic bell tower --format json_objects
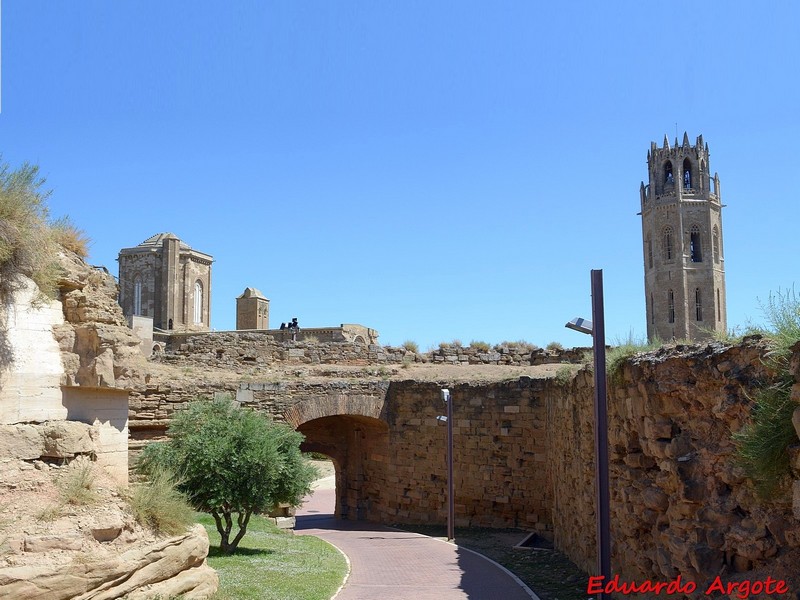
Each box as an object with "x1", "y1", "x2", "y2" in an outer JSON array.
[{"x1": 640, "y1": 133, "x2": 727, "y2": 342}]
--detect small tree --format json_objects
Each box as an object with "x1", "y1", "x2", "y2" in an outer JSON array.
[{"x1": 138, "y1": 398, "x2": 317, "y2": 554}]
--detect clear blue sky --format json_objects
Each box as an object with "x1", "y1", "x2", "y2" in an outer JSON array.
[{"x1": 2, "y1": 2, "x2": 798, "y2": 350}]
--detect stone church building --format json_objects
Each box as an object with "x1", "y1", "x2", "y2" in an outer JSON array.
[
  {"x1": 640, "y1": 133, "x2": 727, "y2": 342},
  {"x1": 118, "y1": 233, "x2": 213, "y2": 332}
]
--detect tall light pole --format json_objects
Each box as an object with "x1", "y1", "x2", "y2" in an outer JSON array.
[
  {"x1": 439, "y1": 388, "x2": 455, "y2": 541},
  {"x1": 565, "y1": 269, "x2": 611, "y2": 598}
]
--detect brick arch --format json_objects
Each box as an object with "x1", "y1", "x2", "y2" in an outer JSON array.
[{"x1": 282, "y1": 394, "x2": 389, "y2": 429}]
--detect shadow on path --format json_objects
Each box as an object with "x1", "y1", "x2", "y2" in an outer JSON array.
[{"x1": 296, "y1": 487, "x2": 539, "y2": 600}]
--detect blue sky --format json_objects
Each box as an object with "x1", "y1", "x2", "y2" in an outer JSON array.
[{"x1": 1, "y1": 2, "x2": 798, "y2": 350}]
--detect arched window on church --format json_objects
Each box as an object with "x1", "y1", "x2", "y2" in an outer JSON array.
[
  {"x1": 668, "y1": 289, "x2": 675, "y2": 323},
  {"x1": 663, "y1": 227, "x2": 674, "y2": 261},
  {"x1": 712, "y1": 226, "x2": 720, "y2": 263},
  {"x1": 647, "y1": 237, "x2": 653, "y2": 269},
  {"x1": 717, "y1": 288, "x2": 722, "y2": 322},
  {"x1": 194, "y1": 280, "x2": 203, "y2": 325},
  {"x1": 133, "y1": 276, "x2": 142, "y2": 316},
  {"x1": 695, "y1": 288, "x2": 703, "y2": 321},
  {"x1": 664, "y1": 161, "x2": 674, "y2": 185},
  {"x1": 683, "y1": 158, "x2": 692, "y2": 189},
  {"x1": 690, "y1": 225, "x2": 702, "y2": 262}
]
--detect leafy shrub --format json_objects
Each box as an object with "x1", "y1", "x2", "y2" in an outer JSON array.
[
  {"x1": 138, "y1": 398, "x2": 317, "y2": 554},
  {"x1": 546, "y1": 341, "x2": 564, "y2": 352},
  {"x1": 402, "y1": 340, "x2": 419, "y2": 353},
  {"x1": 126, "y1": 467, "x2": 194, "y2": 536}
]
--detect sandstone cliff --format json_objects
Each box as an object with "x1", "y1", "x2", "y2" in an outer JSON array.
[{"x1": 0, "y1": 252, "x2": 218, "y2": 599}]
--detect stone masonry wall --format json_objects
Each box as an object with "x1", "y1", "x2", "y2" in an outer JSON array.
[
  {"x1": 153, "y1": 332, "x2": 585, "y2": 369},
  {"x1": 362, "y1": 379, "x2": 551, "y2": 531},
  {"x1": 547, "y1": 338, "x2": 800, "y2": 591}
]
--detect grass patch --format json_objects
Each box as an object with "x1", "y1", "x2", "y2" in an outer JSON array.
[
  {"x1": 554, "y1": 365, "x2": 576, "y2": 385},
  {"x1": 126, "y1": 467, "x2": 194, "y2": 536},
  {"x1": 402, "y1": 340, "x2": 419, "y2": 353},
  {"x1": 605, "y1": 332, "x2": 662, "y2": 381},
  {"x1": 733, "y1": 382, "x2": 797, "y2": 497},
  {"x1": 497, "y1": 340, "x2": 538, "y2": 352},
  {"x1": 469, "y1": 340, "x2": 491, "y2": 352},
  {"x1": 59, "y1": 458, "x2": 97, "y2": 506},
  {"x1": 545, "y1": 341, "x2": 563, "y2": 352},
  {"x1": 50, "y1": 215, "x2": 90, "y2": 258},
  {"x1": 197, "y1": 513, "x2": 347, "y2": 600},
  {"x1": 733, "y1": 287, "x2": 800, "y2": 497}
]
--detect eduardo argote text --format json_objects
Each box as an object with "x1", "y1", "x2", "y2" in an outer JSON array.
[{"x1": 587, "y1": 574, "x2": 790, "y2": 598}]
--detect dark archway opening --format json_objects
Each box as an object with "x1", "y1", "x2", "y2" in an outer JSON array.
[{"x1": 297, "y1": 414, "x2": 389, "y2": 522}]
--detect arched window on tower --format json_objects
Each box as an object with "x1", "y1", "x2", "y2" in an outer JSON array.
[
  {"x1": 683, "y1": 158, "x2": 692, "y2": 189},
  {"x1": 717, "y1": 289, "x2": 721, "y2": 322},
  {"x1": 663, "y1": 227, "x2": 674, "y2": 261},
  {"x1": 695, "y1": 288, "x2": 703, "y2": 321},
  {"x1": 690, "y1": 225, "x2": 702, "y2": 262},
  {"x1": 668, "y1": 289, "x2": 675, "y2": 324},
  {"x1": 712, "y1": 226, "x2": 720, "y2": 263},
  {"x1": 647, "y1": 237, "x2": 653, "y2": 269},
  {"x1": 194, "y1": 280, "x2": 203, "y2": 325},
  {"x1": 664, "y1": 161, "x2": 674, "y2": 185},
  {"x1": 133, "y1": 276, "x2": 142, "y2": 316}
]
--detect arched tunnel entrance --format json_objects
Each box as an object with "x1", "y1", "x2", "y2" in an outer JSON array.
[
  {"x1": 297, "y1": 415, "x2": 389, "y2": 520},
  {"x1": 297, "y1": 414, "x2": 389, "y2": 520}
]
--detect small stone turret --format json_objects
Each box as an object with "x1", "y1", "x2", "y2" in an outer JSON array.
[{"x1": 236, "y1": 287, "x2": 269, "y2": 330}]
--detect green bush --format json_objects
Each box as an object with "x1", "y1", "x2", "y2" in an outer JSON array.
[
  {"x1": 546, "y1": 341, "x2": 563, "y2": 352},
  {"x1": 127, "y1": 467, "x2": 194, "y2": 536},
  {"x1": 605, "y1": 332, "x2": 662, "y2": 380},
  {"x1": 138, "y1": 398, "x2": 317, "y2": 554}
]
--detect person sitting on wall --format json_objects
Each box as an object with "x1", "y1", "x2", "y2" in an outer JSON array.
[
  {"x1": 280, "y1": 322, "x2": 286, "y2": 330},
  {"x1": 291, "y1": 317, "x2": 299, "y2": 330}
]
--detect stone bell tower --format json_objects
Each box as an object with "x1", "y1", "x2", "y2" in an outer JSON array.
[{"x1": 640, "y1": 133, "x2": 727, "y2": 342}]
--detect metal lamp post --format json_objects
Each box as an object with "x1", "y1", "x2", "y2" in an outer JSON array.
[
  {"x1": 565, "y1": 269, "x2": 611, "y2": 598},
  {"x1": 439, "y1": 388, "x2": 455, "y2": 541}
]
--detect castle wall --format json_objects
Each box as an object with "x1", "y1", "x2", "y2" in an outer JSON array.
[{"x1": 548, "y1": 339, "x2": 800, "y2": 585}]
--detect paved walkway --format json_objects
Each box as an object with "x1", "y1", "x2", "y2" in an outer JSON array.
[{"x1": 296, "y1": 482, "x2": 539, "y2": 600}]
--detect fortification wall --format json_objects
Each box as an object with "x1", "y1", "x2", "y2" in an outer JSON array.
[
  {"x1": 152, "y1": 332, "x2": 584, "y2": 369},
  {"x1": 131, "y1": 334, "x2": 800, "y2": 589},
  {"x1": 547, "y1": 338, "x2": 800, "y2": 587}
]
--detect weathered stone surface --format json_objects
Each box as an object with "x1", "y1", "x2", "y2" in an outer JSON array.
[
  {"x1": 23, "y1": 534, "x2": 83, "y2": 552},
  {"x1": 41, "y1": 421, "x2": 95, "y2": 458},
  {"x1": 0, "y1": 425, "x2": 43, "y2": 460},
  {"x1": 0, "y1": 525, "x2": 216, "y2": 600},
  {"x1": 792, "y1": 406, "x2": 800, "y2": 441}
]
